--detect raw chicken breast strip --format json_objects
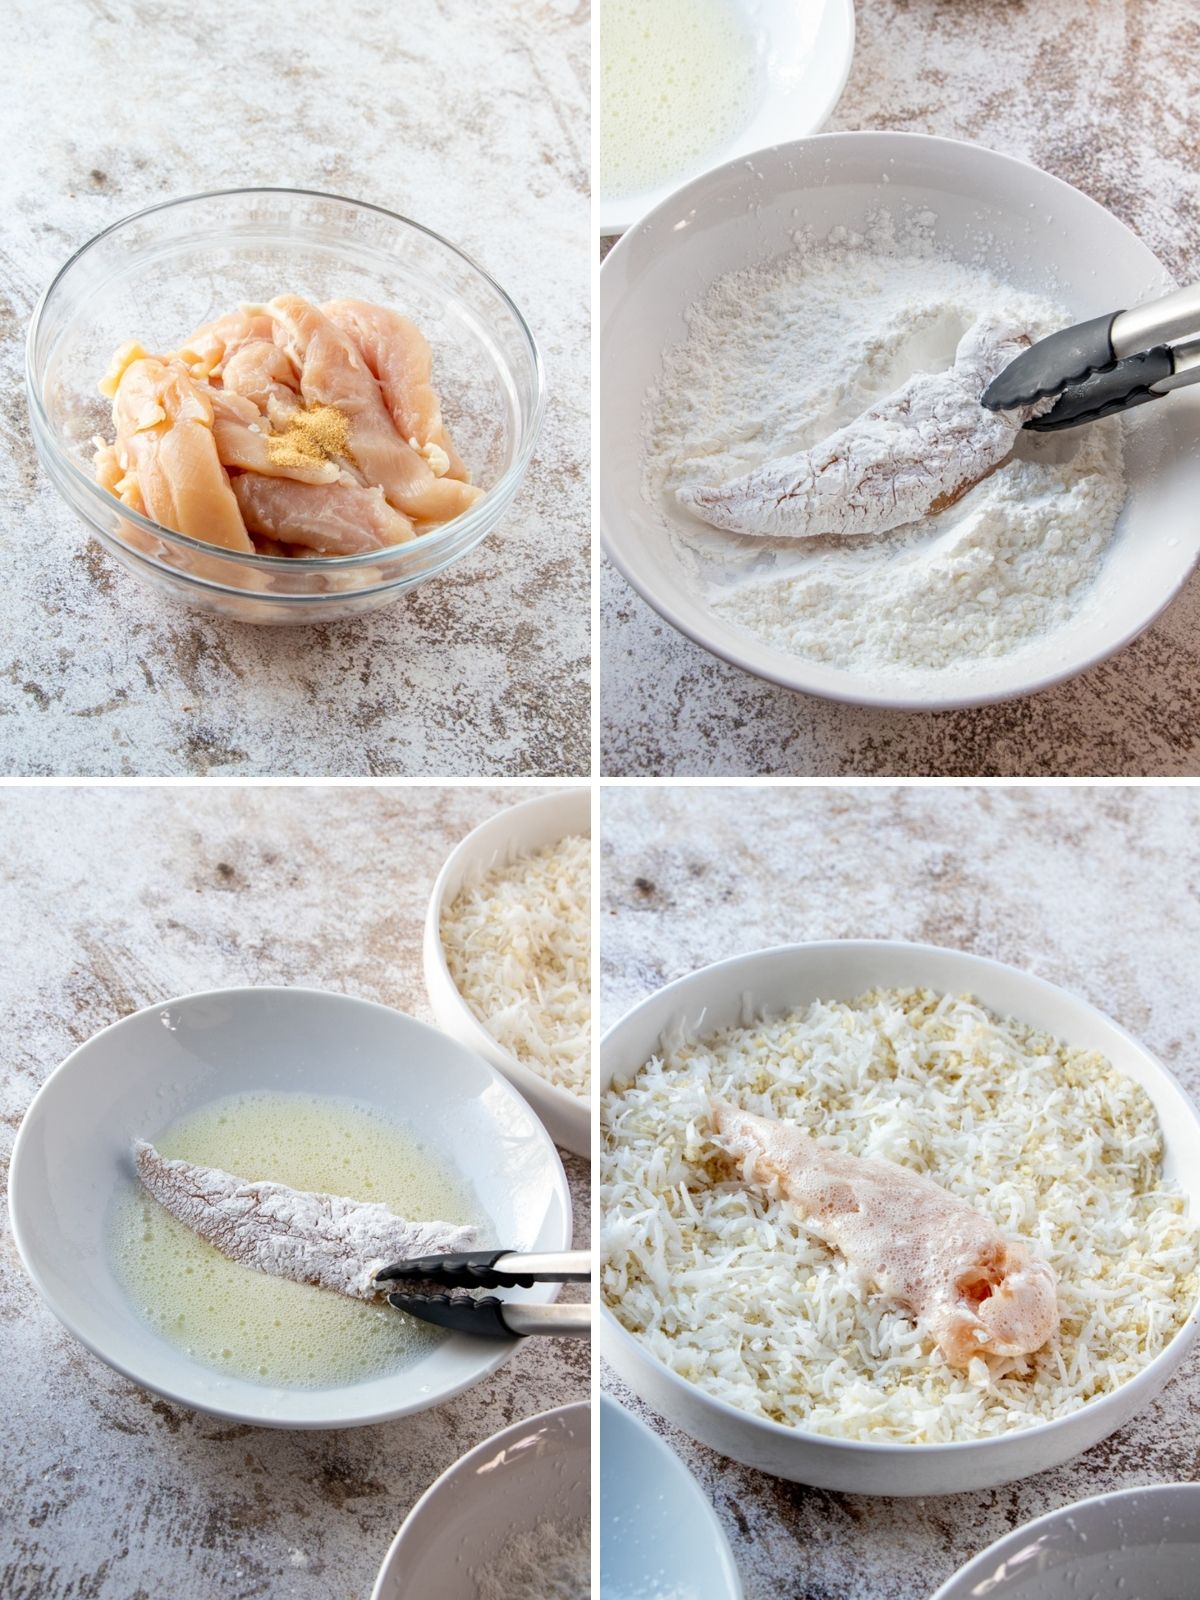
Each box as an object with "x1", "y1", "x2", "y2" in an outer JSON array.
[
  {"x1": 259, "y1": 295, "x2": 482, "y2": 522},
  {"x1": 231, "y1": 474, "x2": 415, "y2": 554},
  {"x1": 714, "y1": 1103, "x2": 1058, "y2": 1368},
  {"x1": 678, "y1": 317, "x2": 1037, "y2": 540},
  {"x1": 323, "y1": 297, "x2": 469, "y2": 480},
  {"x1": 135, "y1": 1141, "x2": 476, "y2": 1300},
  {"x1": 220, "y1": 340, "x2": 302, "y2": 426},
  {"x1": 175, "y1": 310, "x2": 277, "y2": 380},
  {"x1": 110, "y1": 356, "x2": 253, "y2": 552}
]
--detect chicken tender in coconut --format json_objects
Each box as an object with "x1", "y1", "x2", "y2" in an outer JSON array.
[{"x1": 713, "y1": 1102, "x2": 1059, "y2": 1367}]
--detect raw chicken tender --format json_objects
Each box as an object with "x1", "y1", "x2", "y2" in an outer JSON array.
[
  {"x1": 714, "y1": 1102, "x2": 1059, "y2": 1367},
  {"x1": 177, "y1": 310, "x2": 277, "y2": 380},
  {"x1": 323, "y1": 297, "x2": 469, "y2": 480},
  {"x1": 220, "y1": 340, "x2": 301, "y2": 425},
  {"x1": 109, "y1": 354, "x2": 253, "y2": 553},
  {"x1": 260, "y1": 295, "x2": 482, "y2": 523},
  {"x1": 231, "y1": 474, "x2": 415, "y2": 554},
  {"x1": 93, "y1": 293, "x2": 478, "y2": 557},
  {"x1": 679, "y1": 316, "x2": 1038, "y2": 540}
]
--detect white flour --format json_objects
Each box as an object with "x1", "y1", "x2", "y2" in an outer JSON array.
[
  {"x1": 473, "y1": 1518, "x2": 590, "y2": 1600},
  {"x1": 644, "y1": 217, "x2": 1128, "y2": 679}
]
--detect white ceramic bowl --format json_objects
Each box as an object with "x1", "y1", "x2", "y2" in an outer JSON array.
[
  {"x1": 599, "y1": 940, "x2": 1200, "y2": 1495},
  {"x1": 424, "y1": 789, "x2": 591, "y2": 1158},
  {"x1": 598, "y1": 0, "x2": 855, "y2": 235},
  {"x1": 600, "y1": 132, "x2": 1200, "y2": 710},
  {"x1": 930, "y1": 1483, "x2": 1200, "y2": 1599},
  {"x1": 371, "y1": 1400, "x2": 590, "y2": 1600},
  {"x1": 8, "y1": 987, "x2": 571, "y2": 1428},
  {"x1": 601, "y1": 1394, "x2": 742, "y2": 1600}
]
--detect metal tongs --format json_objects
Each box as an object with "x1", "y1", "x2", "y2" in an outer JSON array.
[
  {"x1": 981, "y1": 281, "x2": 1200, "y2": 431},
  {"x1": 374, "y1": 1248, "x2": 591, "y2": 1341}
]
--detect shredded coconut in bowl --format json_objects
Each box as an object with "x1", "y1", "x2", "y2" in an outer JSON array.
[
  {"x1": 600, "y1": 989, "x2": 1197, "y2": 1446},
  {"x1": 441, "y1": 834, "x2": 591, "y2": 1099},
  {"x1": 644, "y1": 212, "x2": 1128, "y2": 685}
]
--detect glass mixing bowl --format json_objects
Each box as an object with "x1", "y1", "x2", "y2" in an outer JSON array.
[{"x1": 26, "y1": 188, "x2": 545, "y2": 623}]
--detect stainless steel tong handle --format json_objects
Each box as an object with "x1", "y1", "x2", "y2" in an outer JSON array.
[
  {"x1": 492, "y1": 1250, "x2": 590, "y2": 1283},
  {"x1": 374, "y1": 1246, "x2": 590, "y2": 1290},
  {"x1": 501, "y1": 1302, "x2": 591, "y2": 1338},
  {"x1": 1112, "y1": 282, "x2": 1200, "y2": 360},
  {"x1": 377, "y1": 1246, "x2": 592, "y2": 1340}
]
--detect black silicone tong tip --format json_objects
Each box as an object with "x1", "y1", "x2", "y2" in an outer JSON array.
[
  {"x1": 1024, "y1": 345, "x2": 1174, "y2": 431},
  {"x1": 981, "y1": 311, "x2": 1121, "y2": 412},
  {"x1": 374, "y1": 1248, "x2": 537, "y2": 1291},
  {"x1": 385, "y1": 1291, "x2": 515, "y2": 1339}
]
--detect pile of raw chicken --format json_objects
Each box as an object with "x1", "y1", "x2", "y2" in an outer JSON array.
[{"x1": 94, "y1": 295, "x2": 481, "y2": 557}]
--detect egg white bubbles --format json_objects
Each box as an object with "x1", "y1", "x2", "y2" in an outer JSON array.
[{"x1": 600, "y1": 0, "x2": 764, "y2": 202}]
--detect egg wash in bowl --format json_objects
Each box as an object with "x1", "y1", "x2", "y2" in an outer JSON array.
[
  {"x1": 600, "y1": 0, "x2": 763, "y2": 204},
  {"x1": 600, "y1": 988, "x2": 1197, "y2": 1445},
  {"x1": 112, "y1": 1090, "x2": 483, "y2": 1388}
]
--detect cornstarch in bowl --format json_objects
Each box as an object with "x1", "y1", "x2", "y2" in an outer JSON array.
[{"x1": 646, "y1": 214, "x2": 1127, "y2": 686}]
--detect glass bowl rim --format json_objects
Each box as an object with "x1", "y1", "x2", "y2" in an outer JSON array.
[{"x1": 25, "y1": 184, "x2": 547, "y2": 572}]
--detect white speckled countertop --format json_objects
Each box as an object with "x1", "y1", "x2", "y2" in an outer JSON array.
[
  {"x1": 0, "y1": 784, "x2": 588, "y2": 1600},
  {"x1": 1, "y1": 0, "x2": 589, "y2": 777},
  {"x1": 600, "y1": 784, "x2": 1200, "y2": 1600},
  {"x1": 601, "y1": 0, "x2": 1200, "y2": 776}
]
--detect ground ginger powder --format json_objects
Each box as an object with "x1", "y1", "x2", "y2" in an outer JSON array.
[{"x1": 267, "y1": 405, "x2": 352, "y2": 471}]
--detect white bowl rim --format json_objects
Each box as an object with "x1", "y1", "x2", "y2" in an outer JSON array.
[
  {"x1": 597, "y1": 0, "x2": 857, "y2": 236},
  {"x1": 25, "y1": 184, "x2": 548, "y2": 572},
  {"x1": 9, "y1": 982, "x2": 573, "y2": 1428},
  {"x1": 599, "y1": 937, "x2": 1200, "y2": 1457},
  {"x1": 600, "y1": 129, "x2": 1198, "y2": 711},
  {"x1": 600, "y1": 1392, "x2": 744, "y2": 1599},
  {"x1": 928, "y1": 1481, "x2": 1200, "y2": 1599},
  {"x1": 425, "y1": 787, "x2": 592, "y2": 1126},
  {"x1": 370, "y1": 1397, "x2": 590, "y2": 1600}
]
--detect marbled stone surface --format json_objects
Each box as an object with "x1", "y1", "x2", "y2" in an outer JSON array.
[
  {"x1": 1, "y1": 0, "x2": 589, "y2": 777},
  {"x1": 601, "y1": 0, "x2": 1200, "y2": 776},
  {"x1": 600, "y1": 784, "x2": 1200, "y2": 1600},
  {"x1": 0, "y1": 785, "x2": 589, "y2": 1600}
]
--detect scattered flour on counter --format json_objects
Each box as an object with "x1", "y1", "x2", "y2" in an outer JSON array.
[
  {"x1": 472, "y1": 1517, "x2": 590, "y2": 1600},
  {"x1": 644, "y1": 214, "x2": 1128, "y2": 679}
]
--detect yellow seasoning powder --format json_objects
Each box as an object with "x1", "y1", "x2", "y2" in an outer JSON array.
[{"x1": 267, "y1": 404, "x2": 352, "y2": 471}]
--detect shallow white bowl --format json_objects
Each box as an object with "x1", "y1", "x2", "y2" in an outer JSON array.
[
  {"x1": 601, "y1": 1394, "x2": 742, "y2": 1600},
  {"x1": 9, "y1": 987, "x2": 571, "y2": 1428},
  {"x1": 424, "y1": 789, "x2": 591, "y2": 1158},
  {"x1": 931, "y1": 1483, "x2": 1200, "y2": 1599},
  {"x1": 598, "y1": 0, "x2": 855, "y2": 236},
  {"x1": 599, "y1": 940, "x2": 1200, "y2": 1495},
  {"x1": 600, "y1": 131, "x2": 1200, "y2": 710},
  {"x1": 371, "y1": 1400, "x2": 590, "y2": 1600}
]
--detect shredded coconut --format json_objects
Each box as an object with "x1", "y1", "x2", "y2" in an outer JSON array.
[
  {"x1": 134, "y1": 1141, "x2": 476, "y2": 1299},
  {"x1": 600, "y1": 989, "x2": 1197, "y2": 1445},
  {"x1": 441, "y1": 835, "x2": 591, "y2": 1099},
  {"x1": 472, "y1": 1517, "x2": 590, "y2": 1600},
  {"x1": 644, "y1": 214, "x2": 1128, "y2": 680}
]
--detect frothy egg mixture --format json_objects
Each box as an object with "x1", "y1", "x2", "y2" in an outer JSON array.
[
  {"x1": 110, "y1": 1091, "x2": 482, "y2": 1389},
  {"x1": 600, "y1": 0, "x2": 763, "y2": 202}
]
